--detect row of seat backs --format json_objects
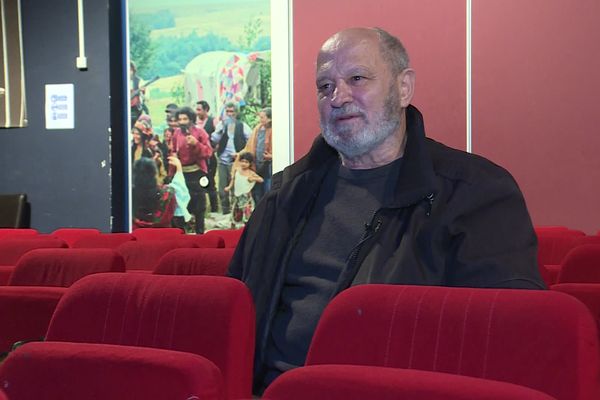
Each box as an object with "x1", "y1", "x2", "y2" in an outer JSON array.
[
  {"x1": 6, "y1": 247, "x2": 234, "y2": 287},
  {"x1": 537, "y1": 232, "x2": 600, "y2": 266},
  {"x1": 0, "y1": 248, "x2": 234, "y2": 354},
  {"x1": 0, "y1": 273, "x2": 256, "y2": 399},
  {"x1": 0, "y1": 227, "x2": 244, "y2": 247},
  {"x1": 2, "y1": 280, "x2": 597, "y2": 400},
  {"x1": 0, "y1": 236, "x2": 236, "y2": 285},
  {"x1": 539, "y1": 243, "x2": 600, "y2": 286}
]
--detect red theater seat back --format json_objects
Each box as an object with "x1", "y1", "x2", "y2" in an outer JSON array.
[
  {"x1": 131, "y1": 227, "x2": 184, "y2": 240},
  {"x1": 46, "y1": 273, "x2": 255, "y2": 399},
  {"x1": 264, "y1": 365, "x2": 557, "y2": 400},
  {"x1": 116, "y1": 240, "x2": 196, "y2": 271},
  {"x1": 205, "y1": 229, "x2": 243, "y2": 248},
  {"x1": 0, "y1": 238, "x2": 68, "y2": 285},
  {"x1": 0, "y1": 228, "x2": 38, "y2": 240},
  {"x1": 306, "y1": 285, "x2": 599, "y2": 400},
  {"x1": 9, "y1": 248, "x2": 126, "y2": 287},
  {"x1": 72, "y1": 233, "x2": 136, "y2": 248},
  {"x1": 51, "y1": 228, "x2": 101, "y2": 247},
  {"x1": 154, "y1": 248, "x2": 235, "y2": 276},
  {"x1": 557, "y1": 245, "x2": 600, "y2": 284},
  {"x1": 0, "y1": 341, "x2": 224, "y2": 400},
  {"x1": 0, "y1": 286, "x2": 65, "y2": 353}
]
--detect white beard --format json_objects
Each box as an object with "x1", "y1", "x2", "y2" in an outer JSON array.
[{"x1": 320, "y1": 87, "x2": 401, "y2": 159}]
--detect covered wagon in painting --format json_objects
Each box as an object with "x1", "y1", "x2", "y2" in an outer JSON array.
[{"x1": 182, "y1": 50, "x2": 269, "y2": 119}]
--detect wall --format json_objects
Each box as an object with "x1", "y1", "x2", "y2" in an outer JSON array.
[
  {"x1": 293, "y1": 0, "x2": 600, "y2": 233},
  {"x1": 0, "y1": 0, "x2": 118, "y2": 232},
  {"x1": 472, "y1": 0, "x2": 600, "y2": 233}
]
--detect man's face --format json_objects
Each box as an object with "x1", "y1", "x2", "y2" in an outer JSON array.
[
  {"x1": 167, "y1": 116, "x2": 178, "y2": 129},
  {"x1": 178, "y1": 114, "x2": 190, "y2": 128},
  {"x1": 196, "y1": 106, "x2": 207, "y2": 119},
  {"x1": 316, "y1": 30, "x2": 402, "y2": 159},
  {"x1": 225, "y1": 107, "x2": 236, "y2": 120}
]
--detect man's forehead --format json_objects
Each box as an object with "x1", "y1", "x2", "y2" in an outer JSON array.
[{"x1": 317, "y1": 37, "x2": 382, "y2": 76}]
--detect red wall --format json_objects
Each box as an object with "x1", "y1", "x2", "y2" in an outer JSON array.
[
  {"x1": 472, "y1": 0, "x2": 600, "y2": 233},
  {"x1": 293, "y1": 0, "x2": 600, "y2": 233}
]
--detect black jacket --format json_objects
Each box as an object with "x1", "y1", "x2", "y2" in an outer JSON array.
[{"x1": 228, "y1": 105, "x2": 544, "y2": 386}]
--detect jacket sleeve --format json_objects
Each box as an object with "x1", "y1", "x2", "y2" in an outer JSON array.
[{"x1": 445, "y1": 172, "x2": 545, "y2": 289}]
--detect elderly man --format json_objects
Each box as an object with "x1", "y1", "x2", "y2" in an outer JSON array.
[{"x1": 229, "y1": 27, "x2": 544, "y2": 394}]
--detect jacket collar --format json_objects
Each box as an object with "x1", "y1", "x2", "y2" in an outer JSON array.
[{"x1": 281, "y1": 104, "x2": 436, "y2": 208}]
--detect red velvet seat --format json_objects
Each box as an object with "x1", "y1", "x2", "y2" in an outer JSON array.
[
  {"x1": 9, "y1": 248, "x2": 126, "y2": 287},
  {"x1": 50, "y1": 228, "x2": 101, "y2": 247},
  {"x1": 305, "y1": 285, "x2": 599, "y2": 400},
  {"x1": 264, "y1": 365, "x2": 557, "y2": 400},
  {"x1": 0, "y1": 341, "x2": 224, "y2": 400},
  {"x1": 0, "y1": 248, "x2": 125, "y2": 355},
  {"x1": 116, "y1": 240, "x2": 196, "y2": 271},
  {"x1": 205, "y1": 228, "x2": 243, "y2": 248},
  {"x1": 537, "y1": 234, "x2": 581, "y2": 267},
  {"x1": 170, "y1": 234, "x2": 226, "y2": 248},
  {"x1": 575, "y1": 235, "x2": 600, "y2": 246},
  {"x1": 0, "y1": 228, "x2": 38, "y2": 240},
  {"x1": 72, "y1": 233, "x2": 136, "y2": 248},
  {"x1": 153, "y1": 248, "x2": 235, "y2": 276},
  {"x1": 552, "y1": 283, "x2": 600, "y2": 333},
  {"x1": 556, "y1": 245, "x2": 600, "y2": 284},
  {"x1": 131, "y1": 227, "x2": 184, "y2": 240},
  {"x1": 0, "y1": 238, "x2": 67, "y2": 285},
  {"x1": 0, "y1": 286, "x2": 65, "y2": 354},
  {"x1": 44, "y1": 273, "x2": 255, "y2": 399}
]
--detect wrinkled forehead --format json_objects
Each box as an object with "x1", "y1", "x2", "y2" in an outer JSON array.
[{"x1": 316, "y1": 31, "x2": 381, "y2": 74}]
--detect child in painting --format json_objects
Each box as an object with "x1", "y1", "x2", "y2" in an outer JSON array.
[{"x1": 225, "y1": 152, "x2": 263, "y2": 228}]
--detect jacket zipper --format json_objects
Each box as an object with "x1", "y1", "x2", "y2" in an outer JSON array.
[{"x1": 338, "y1": 192, "x2": 436, "y2": 293}]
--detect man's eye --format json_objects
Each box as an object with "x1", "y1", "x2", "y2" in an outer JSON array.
[
  {"x1": 319, "y1": 83, "x2": 331, "y2": 91},
  {"x1": 351, "y1": 76, "x2": 364, "y2": 82}
]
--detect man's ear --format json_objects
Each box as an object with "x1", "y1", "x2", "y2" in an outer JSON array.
[{"x1": 397, "y1": 68, "x2": 416, "y2": 108}]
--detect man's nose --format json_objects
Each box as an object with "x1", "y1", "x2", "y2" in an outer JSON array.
[{"x1": 330, "y1": 80, "x2": 352, "y2": 108}]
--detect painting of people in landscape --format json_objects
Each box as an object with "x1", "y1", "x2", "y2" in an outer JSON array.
[{"x1": 128, "y1": 0, "x2": 272, "y2": 233}]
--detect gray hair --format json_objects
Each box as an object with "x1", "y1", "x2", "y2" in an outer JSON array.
[
  {"x1": 224, "y1": 102, "x2": 239, "y2": 113},
  {"x1": 371, "y1": 27, "x2": 410, "y2": 76}
]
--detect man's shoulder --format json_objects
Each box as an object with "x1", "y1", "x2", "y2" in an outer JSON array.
[{"x1": 426, "y1": 138, "x2": 515, "y2": 186}]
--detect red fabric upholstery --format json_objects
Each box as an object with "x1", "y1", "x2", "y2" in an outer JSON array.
[
  {"x1": 131, "y1": 227, "x2": 184, "y2": 240},
  {"x1": 0, "y1": 286, "x2": 65, "y2": 353},
  {"x1": 537, "y1": 235, "x2": 581, "y2": 266},
  {"x1": 264, "y1": 365, "x2": 557, "y2": 400},
  {"x1": 0, "y1": 238, "x2": 68, "y2": 285},
  {"x1": 172, "y1": 234, "x2": 226, "y2": 248},
  {"x1": 50, "y1": 228, "x2": 101, "y2": 247},
  {"x1": 543, "y1": 264, "x2": 561, "y2": 285},
  {"x1": 535, "y1": 227, "x2": 586, "y2": 237},
  {"x1": 0, "y1": 341, "x2": 224, "y2": 400},
  {"x1": 576, "y1": 236, "x2": 600, "y2": 246},
  {"x1": 557, "y1": 245, "x2": 600, "y2": 284},
  {"x1": 552, "y1": 283, "x2": 600, "y2": 332},
  {"x1": 205, "y1": 229, "x2": 243, "y2": 248},
  {"x1": 46, "y1": 273, "x2": 255, "y2": 399},
  {"x1": 0, "y1": 228, "x2": 38, "y2": 240},
  {"x1": 306, "y1": 285, "x2": 599, "y2": 400},
  {"x1": 116, "y1": 240, "x2": 196, "y2": 271},
  {"x1": 8, "y1": 248, "x2": 126, "y2": 287},
  {"x1": 0, "y1": 389, "x2": 6, "y2": 400},
  {"x1": 72, "y1": 233, "x2": 136, "y2": 248},
  {"x1": 154, "y1": 248, "x2": 235, "y2": 276}
]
